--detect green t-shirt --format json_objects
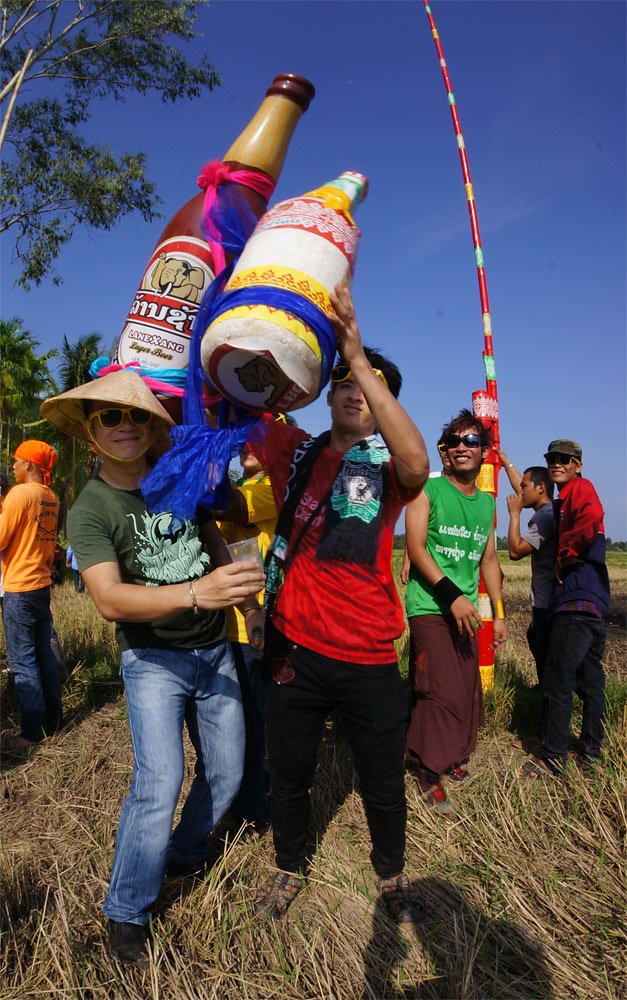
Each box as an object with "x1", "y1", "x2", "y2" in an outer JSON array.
[
  {"x1": 67, "y1": 477, "x2": 225, "y2": 651},
  {"x1": 406, "y1": 475, "x2": 495, "y2": 617}
]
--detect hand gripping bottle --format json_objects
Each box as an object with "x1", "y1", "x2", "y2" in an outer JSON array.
[
  {"x1": 114, "y1": 74, "x2": 315, "y2": 393},
  {"x1": 199, "y1": 170, "x2": 368, "y2": 412}
]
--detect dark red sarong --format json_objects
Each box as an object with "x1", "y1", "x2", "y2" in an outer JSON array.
[{"x1": 406, "y1": 614, "x2": 485, "y2": 775}]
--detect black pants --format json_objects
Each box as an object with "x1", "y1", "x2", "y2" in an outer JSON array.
[
  {"x1": 266, "y1": 629, "x2": 408, "y2": 878},
  {"x1": 541, "y1": 613, "x2": 606, "y2": 761},
  {"x1": 527, "y1": 607, "x2": 553, "y2": 687}
]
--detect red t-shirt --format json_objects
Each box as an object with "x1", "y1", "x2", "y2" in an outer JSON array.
[{"x1": 255, "y1": 421, "x2": 417, "y2": 664}]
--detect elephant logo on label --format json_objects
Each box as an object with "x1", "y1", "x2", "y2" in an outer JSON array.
[
  {"x1": 148, "y1": 252, "x2": 205, "y2": 304},
  {"x1": 234, "y1": 355, "x2": 292, "y2": 410}
]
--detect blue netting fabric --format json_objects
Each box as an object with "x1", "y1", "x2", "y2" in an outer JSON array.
[
  {"x1": 183, "y1": 262, "x2": 233, "y2": 427},
  {"x1": 141, "y1": 181, "x2": 339, "y2": 522},
  {"x1": 141, "y1": 412, "x2": 257, "y2": 523},
  {"x1": 207, "y1": 285, "x2": 338, "y2": 390},
  {"x1": 141, "y1": 187, "x2": 260, "y2": 522},
  {"x1": 141, "y1": 266, "x2": 259, "y2": 521},
  {"x1": 203, "y1": 179, "x2": 260, "y2": 266}
]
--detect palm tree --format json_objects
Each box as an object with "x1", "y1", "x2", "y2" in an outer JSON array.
[
  {"x1": 0, "y1": 317, "x2": 57, "y2": 464},
  {"x1": 56, "y1": 332, "x2": 104, "y2": 524},
  {"x1": 58, "y1": 332, "x2": 103, "y2": 391}
]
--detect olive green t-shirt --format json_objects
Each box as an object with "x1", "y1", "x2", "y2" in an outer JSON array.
[
  {"x1": 67, "y1": 477, "x2": 225, "y2": 651},
  {"x1": 406, "y1": 475, "x2": 495, "y2": 617}
]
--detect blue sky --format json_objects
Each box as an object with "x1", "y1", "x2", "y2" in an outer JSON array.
[{"x1": 2, "y1": 0, "x2": 625, "y2": 538}]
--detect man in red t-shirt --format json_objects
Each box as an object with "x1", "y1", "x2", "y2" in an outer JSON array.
[{"x1": 253, "y1": 285, "x2": 430, "y2": 926}]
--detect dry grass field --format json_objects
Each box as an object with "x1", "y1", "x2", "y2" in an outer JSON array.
[{"x1": 1, "y1": 553, "x2": 625, "y2": 999}]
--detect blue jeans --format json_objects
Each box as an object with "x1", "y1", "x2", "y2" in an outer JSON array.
[
  {"x1": 103, "y1": 642, "x2": 244, "y2": 926},
  {"x1": 3, "y1": 587, "x2": 63, "y2": 742},
  {"x1": 541, "y1": 613, "x2": 606, "y2": 762},
  {"x1": 229, "y1": 641, "x2": 270, "y2": 824}
]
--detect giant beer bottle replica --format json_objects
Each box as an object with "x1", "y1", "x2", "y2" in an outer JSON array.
[
  {"x1": 114, "y1": 74, "x2": 315, "y2": 386},
  {"x1": 199, "y1": 170, "x2": 368, "y2": 412}
]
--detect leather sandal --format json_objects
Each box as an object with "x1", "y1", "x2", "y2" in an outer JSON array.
[{"x1": 255, "y1": 870, "x2": 305, "y2": 919}]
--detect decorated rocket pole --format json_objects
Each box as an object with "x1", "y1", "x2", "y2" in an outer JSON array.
[{"x1": 423, "y1": 1, "x2": 501, "y2": 690}]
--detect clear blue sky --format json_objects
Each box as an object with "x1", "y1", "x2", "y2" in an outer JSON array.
[{"x1": 2, "y1": 1, "x2": 625, "y2": 538}]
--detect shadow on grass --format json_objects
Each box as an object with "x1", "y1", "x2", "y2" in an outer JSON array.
[
  {"x1": 0, "y1": 862, "x2": 51, "y2": 974},
  {"x1": 0, "y1": 655, "x2": 122, "y2": 775},
  {"x1": 361, "y1": 876, "x2": 554, "y2": 1000},
  {"x1": 307, "y1": 716, "x2": 358, "y2": 863},
  {"x1": 490, "y1": 652, "x2": 627, "y2": 761},
  {"x1": 484, "y1": 658, "x2": 544, "y2": 756}
]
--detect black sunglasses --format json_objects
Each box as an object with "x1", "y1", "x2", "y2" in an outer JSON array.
[
  {"x1": 545, "y1": 453, "x2": 578, "y2": 466},
  {"x1": 443, "y1": 433, "x2": 483, "y2": 450},
  {"x1": 330, "y1": 364, "x2": 388, "y2": 388}
]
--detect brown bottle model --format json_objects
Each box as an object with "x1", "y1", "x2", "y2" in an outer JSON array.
[{"x1": 115, "y1": 74, "x2": 315, "y2": 383}]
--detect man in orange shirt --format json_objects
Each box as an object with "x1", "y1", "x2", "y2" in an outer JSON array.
[{"x1": 0, "y1": 440, "x2": 61, "y2": 746}]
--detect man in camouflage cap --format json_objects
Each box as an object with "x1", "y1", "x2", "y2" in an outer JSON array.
[{"x1": 523, "y1": 438, "x2": 610, "y2": 777}]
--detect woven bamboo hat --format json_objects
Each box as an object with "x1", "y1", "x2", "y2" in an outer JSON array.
[{"x1": 41, "y1": 369, "x2": 175, "y2": 442}]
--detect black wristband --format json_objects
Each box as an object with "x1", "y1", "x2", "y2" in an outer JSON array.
[{"x1": 432, "y1": 576, "x2": 464, "y2": 607}]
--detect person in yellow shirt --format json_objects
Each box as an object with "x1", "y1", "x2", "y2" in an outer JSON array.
[
  {"x1": 0, "y1": 440, "x2": 61, "y2": 746},
  {"x1": 218, "y1": 443, "x2": 277, "y2": 828}
]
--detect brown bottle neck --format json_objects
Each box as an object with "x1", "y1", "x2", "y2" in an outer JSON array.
[{"x1": 155, "y1": 168, "x2": 270, "y2": 246}]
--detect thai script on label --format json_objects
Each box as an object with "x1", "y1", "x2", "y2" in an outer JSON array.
[{"x1": 116, "y1": 237, "x2": 214, "y2": 370}]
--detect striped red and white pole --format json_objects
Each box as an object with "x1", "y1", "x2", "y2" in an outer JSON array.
[{"x1": 423, "y1": 1, "x2": 501, "y2": 689}]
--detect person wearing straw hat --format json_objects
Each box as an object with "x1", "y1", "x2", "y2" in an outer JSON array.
[
  {"x1": 0, "y1": 440, "x2": 61, "y2": 748},
  {"x1": 41, "y1": 369, "x2": 264, "y2": 967}
]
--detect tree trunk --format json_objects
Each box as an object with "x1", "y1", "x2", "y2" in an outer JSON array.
[{"x1": 0, "y1": 48, "x2": 34, "y2": 154}]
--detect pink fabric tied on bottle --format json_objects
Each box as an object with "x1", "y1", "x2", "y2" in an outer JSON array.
[
  {"x1": 197, "y1": 160, "x2": 276, "y2": 275},
  {"x1": 91, "y1": 359, "x2": 221, "y2": 404}
]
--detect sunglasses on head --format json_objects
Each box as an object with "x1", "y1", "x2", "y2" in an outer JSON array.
[
  {"x1": 443, "y1": 433, "x2": 483, "y2": 450},
  {"x1": 546, "y1": 453, "x2": 578, "y2": 466},
  {"x1": 87, "y1": 406, "x2": 152, "y2": 430},
  {"x1": 331, "y1": 364, "x2": 388, "y2": 389}
]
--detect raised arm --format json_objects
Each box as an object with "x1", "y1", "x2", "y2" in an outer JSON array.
[
  {"x1": 329, "y1": 285, "x2": 429, "y2": 490},
  {"x1": 505, "y1": 492, "x2": 534, "y2": 560},
  {"x1": 497, "y1": 448, "x2": 522, "y2": 492}
]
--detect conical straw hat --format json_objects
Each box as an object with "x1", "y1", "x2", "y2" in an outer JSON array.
[{"x1": 41, "y1": 370, "x2": 175, "y2": 442}]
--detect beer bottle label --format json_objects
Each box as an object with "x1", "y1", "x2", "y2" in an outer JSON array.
[{"x1": 116, "y1": 237, "x2": 215, "y2": 370}]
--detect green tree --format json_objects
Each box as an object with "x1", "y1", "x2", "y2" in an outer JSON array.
[
  {"x1": 1, "y1": 0, "x2": 220, "y2": 289},
  {"x1": 54, "y1": 331, "x2": 104, "y2": 527},
  {"x1": 0, "y1": 317, "x2": 57, "y2": 464},
  {"x1": 58, "y1": 332, "x2": 103, "y2": 391}
]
